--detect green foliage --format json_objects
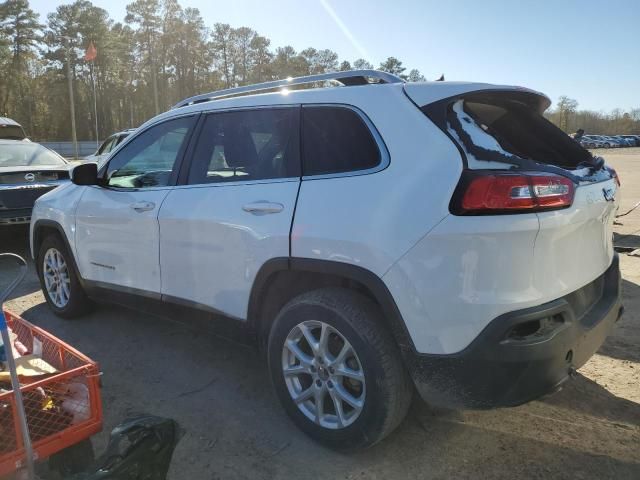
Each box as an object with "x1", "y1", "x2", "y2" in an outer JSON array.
[
  {"x1": 546, "y1": 97, "x2": 640, "y2": 135},
  {"x1": 3, "y1": 0, "x2": 634, "y2": 141},
  {"x1": 379, "y1": 56, "x2": 406, "y2": 78}
]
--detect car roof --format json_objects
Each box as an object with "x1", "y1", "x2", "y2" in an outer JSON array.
[
  {"x1": 0, "y1": 117, "x2": 22, "y2": 127},
  {"x1": 106, "y1": 128, "x2": 136, "y2": 138},
  {"x1": 143, "y1": 80, "x2": 549, "y2": 136}
]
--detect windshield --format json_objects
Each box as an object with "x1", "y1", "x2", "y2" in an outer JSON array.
[{"x1": 0, "y1": 143, "x2": 66, "y2": 167}]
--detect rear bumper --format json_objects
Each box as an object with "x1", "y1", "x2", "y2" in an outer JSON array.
[{"x1": 405, "y1": 254, "x2": 623, "y2": 408}]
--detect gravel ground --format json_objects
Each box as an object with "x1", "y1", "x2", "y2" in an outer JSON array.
[{"x1": 1, "y1": 149, "x2": 639, "y2": 480}]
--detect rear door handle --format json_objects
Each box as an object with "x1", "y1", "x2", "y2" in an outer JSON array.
[
  {"x1": 130, "y1": 201, "x2": 156, "y2": 213},
  {"x1": 242, "y1": 201, "x2": 284, "y2": 215}
]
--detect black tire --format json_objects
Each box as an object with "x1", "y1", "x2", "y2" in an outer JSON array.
[
  {"x1": 37, "y1": 234, "x2": 92, "y2": 318},
  {"x1": 268, "y1": 288, "x2": 413, "y2": 450}
]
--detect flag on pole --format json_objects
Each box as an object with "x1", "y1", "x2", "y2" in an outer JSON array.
[{"x1": 84, "y1": 41, "x2": 97, "y2": 62}]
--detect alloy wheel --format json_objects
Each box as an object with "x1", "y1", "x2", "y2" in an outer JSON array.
[
  {"x1": 282, "y1": 320, "x2": 366, "y2": 429},
  {"x1": 43, "y1": 248, "x2": 71, "y2": 308}
]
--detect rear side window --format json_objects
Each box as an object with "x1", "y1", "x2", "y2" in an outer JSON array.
[
  {"x1": 187, "y1": 108, "x2": 300, "y2": 184},
  {"x1": 302, "y1": 106, "x2": 381, "y2": 176}
]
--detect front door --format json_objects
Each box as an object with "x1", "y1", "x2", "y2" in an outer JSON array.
[{"x1": 75, "y1": 115, "x2": 197, "y2": 294}]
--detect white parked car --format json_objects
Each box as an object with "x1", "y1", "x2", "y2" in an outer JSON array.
[
  {"x1": 30, "y1": 70, "x2": 623, "y2": 449},
  {"x1": 83, "y1": 128, "x2": 136, "y2": 163}
]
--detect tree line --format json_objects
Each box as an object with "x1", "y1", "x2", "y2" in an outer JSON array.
[
  {"x1": 1, "y1": 0, "x2": 638, "y2": 141},
  {"x1": 545, "y1": 96, "x2": 640, "y2": 136},
  {"x1": 0, "y1": 0, "x2": 426, "y2": 141}
]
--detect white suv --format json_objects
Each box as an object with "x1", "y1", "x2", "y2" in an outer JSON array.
[{"x1": 30, "y1": 70, "x2": 623, "y2": 449}]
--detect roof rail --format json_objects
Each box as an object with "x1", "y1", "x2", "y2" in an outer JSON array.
[{"x1": 172, "y1": 69, "x2": 404, "y2": 109}]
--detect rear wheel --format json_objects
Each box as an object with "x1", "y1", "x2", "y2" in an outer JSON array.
[
  {"x1": 268, "y1": 288, "x2": 412, "y2": 450},
  {"x1": 37, "y1": 234, "x2": 92, "y2": 318}
]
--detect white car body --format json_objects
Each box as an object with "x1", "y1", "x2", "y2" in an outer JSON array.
[{"x1": 30, "y1": 70, "x2": 622, "y2": 413}]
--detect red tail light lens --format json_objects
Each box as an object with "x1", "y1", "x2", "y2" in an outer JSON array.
[{"x1": 459, "y1": 173, "x2": 575, "y2": 214}]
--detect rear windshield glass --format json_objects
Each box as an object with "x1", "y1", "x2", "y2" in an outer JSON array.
[
  {"x1": 443, "y1": 95, "x2": 592, "y2": 170},
  {"x1": 0, "y1": 125, "x2": 26, "y2": 140},
  {"x1": 0, "y1": 143, "x2": 66, "y2": 167}
]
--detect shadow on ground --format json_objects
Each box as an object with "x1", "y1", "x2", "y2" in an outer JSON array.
[
  {"x1": 614, "y1": 231, "x2": 640, "y2": 251},
  {"x1": 12, "y1": 297, "x2": 639, "y2": 480},
  {"x1": 596, "y1": 278, "x2": 640, "y2": 363}
]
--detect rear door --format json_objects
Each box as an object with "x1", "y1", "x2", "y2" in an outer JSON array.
[
  {"x1": 75, "y1": 115, "x2": 197, "y2": 294},
  {"x1": 158, "y1": 107, "x2": 300, "y2": 319}
]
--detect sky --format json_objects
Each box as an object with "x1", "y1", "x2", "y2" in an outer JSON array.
[{"x1": 31, "y1": 0, "x2": 640, "y2": 112}]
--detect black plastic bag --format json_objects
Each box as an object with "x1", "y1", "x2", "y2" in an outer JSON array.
[{"x1": 69, "y1": 415, "x2": 181, "y2": 480}]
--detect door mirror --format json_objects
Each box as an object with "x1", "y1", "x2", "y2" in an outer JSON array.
[{"x1": 71, "y1": 162, "x2": 99, "y2": 185}]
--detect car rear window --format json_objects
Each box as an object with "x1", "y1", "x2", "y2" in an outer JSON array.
[
  {"x1": 302, "y1": 106, "x2": 381, "y2": 176},
  {"x1": 424, "y1": 93, "x2": 593, "y2": 170},
  {"x1": 0, "y1": 125, "x2": 26, "y2": 140}
]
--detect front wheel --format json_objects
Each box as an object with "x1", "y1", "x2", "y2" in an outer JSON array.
[
  {"x1": 37, "y1": 234, "x2": 92, "y2": 318},
  {"x1": 268, "y1": 288, "x2": 413, "y2": 450}
]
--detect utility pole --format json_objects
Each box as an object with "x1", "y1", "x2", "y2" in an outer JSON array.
[{"x1": 63, "y1": 36, "x2": 79, "y2": 159}]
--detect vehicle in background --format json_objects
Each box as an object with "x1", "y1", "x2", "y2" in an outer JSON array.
[
  {"x1": 616, "y1": 135, "x2": 640, "y2": 147},
  {"x1": 592, "y1": 135, "x2": 618, "y2": 148},
  {"x1": 581, "y1": 135, "x2": 606, "y2": 148},
  {"x1": 84, "y1": 128, "x2": 136, "y2": 163},
  {"x1": 0, "y1": 117, "x2": 27, "y2": 140},
  {"x1": 30, "y1": 71, "x2": 622, "y2": 449},
  {"x1": 606, "y1": 136, "x2": 625, "y2": 147},
  {"x1": 0, "y1": 140, "x2": 70, "y2": 225}
]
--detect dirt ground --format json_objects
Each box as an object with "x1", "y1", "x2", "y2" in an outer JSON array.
[{"x1": 1, "y1": 149, "x2": 639, "y2": 479}]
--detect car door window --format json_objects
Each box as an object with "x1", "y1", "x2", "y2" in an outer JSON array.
[
  {"x1": 97, "y1": 136, "x2": 116, "y2": 155},
  {"x1": 302, "y1": 106, "x2": 381, "y2": 176},
  {"x1": 105, "y1": 116, "x2": 195, "y2": 189},
  {"x1": 114, "y1": 133, "x2": 130, "y2": 147},
  {"x1": 187, "y1": 108, "x2": 300, "y2": 184}
]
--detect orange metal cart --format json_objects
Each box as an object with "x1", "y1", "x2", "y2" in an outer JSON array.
[{"x1": 0, "y1": 309, "x2": 103, "y2": 477}]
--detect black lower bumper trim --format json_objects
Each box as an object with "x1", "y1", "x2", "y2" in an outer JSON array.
[
  {"x1": 406, "y1": 254, "x2": 623, "y2": 409},
  {"x1": 0, "y1": 207, "x2": 32, "y2": 224}
]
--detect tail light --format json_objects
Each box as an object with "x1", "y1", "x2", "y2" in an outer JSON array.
[{"x1": 454, "y1": 172, "x2": 575, "y2": 214}]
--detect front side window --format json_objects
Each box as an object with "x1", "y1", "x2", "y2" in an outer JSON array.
[
  {"x1": 187, "y1": 108, "x2": 299, "y2": 184},
  {"x1": 302, "y1": 106, "x2": 381, "y2": 176},
  {"x1": 105, "y1": 116, "x2": 195, "y2": 188}
]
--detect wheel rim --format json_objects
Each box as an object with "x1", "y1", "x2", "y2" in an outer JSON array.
[
  {"x1": 282, "y1": 320, "x2": 366, "y2": 429},
  {"x1": 43, "y1": 248, "x2": 71, "y2": 308}
]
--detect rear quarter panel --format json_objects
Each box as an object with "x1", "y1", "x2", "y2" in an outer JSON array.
[{"x1": 292, "y1": 86, "x2": 463, "y2": 276}]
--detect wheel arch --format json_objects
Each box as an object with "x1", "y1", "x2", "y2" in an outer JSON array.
[
  {"x1": 248, "y1": 257, "x2": 415, "y2": 353},
  {"x1": 32, "y1": 219, "x2": 84, "y2": 285}
]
